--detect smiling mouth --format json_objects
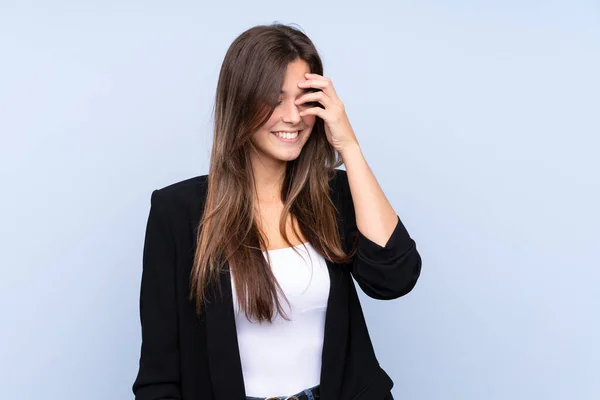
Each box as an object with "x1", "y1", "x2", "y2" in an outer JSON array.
[{"x1": 271, "y1": 130, "x2": 302, "y2": 142}]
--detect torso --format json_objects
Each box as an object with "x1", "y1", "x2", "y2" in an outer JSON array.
[{"x1": 234, "y1": 201, "x2": 328, "y2": 396}]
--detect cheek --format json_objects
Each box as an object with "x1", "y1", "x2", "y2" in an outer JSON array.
[
  {"x1": 265, "y1": 110, "x2": 283, "y2": 130},
  {"x1": 303, "y1": 114, "x2": 317, "y2": 128}
]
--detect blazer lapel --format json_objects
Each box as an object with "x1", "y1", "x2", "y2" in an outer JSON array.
[
  {"x1": 319, "y1": 258, "x2": 349, "y2": 400},
  {"x1": 205, "y1": 265, "x2": 247, "y2": 399},
  {"x1": 320, "y1": 173, "x2": 351, "y2": 399}
]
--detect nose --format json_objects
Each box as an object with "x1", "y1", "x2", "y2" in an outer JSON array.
[{"x1": 281, "y1": 99, "x2": 302, "y2": 125}]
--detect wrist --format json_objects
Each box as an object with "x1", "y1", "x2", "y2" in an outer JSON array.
[{"x1": 339, "y1": 142, "x2": 363, "y2": 163}]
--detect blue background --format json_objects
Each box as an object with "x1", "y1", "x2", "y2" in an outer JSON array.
[{"x1": 1, "y1": 1, "x2": 598, "y2": 399}]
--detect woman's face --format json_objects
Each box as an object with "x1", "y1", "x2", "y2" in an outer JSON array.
[{"x1": 250, "y1": 59, "x2": 317, "y2": 165}]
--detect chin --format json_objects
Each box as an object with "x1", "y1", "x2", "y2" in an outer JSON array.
[{"x1": 272, "y1": 148, "x2": 303, "y2": 162}]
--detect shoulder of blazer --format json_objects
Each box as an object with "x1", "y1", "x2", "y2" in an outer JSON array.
[
  {"x1": 329, "y1": 168, "x2": 351, "y2": 211},
  {"x1": 152, "y1": 174, "x2": 209, "y2": 210}
]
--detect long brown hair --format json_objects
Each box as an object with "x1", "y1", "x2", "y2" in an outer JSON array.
[{"x1": 191, "y1": 23, "x2": 356, "y2": 323}]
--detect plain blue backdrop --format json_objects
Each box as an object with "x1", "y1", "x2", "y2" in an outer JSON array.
[{"x1": 1, "y1": 1, "x2": 598, "y2": 399}]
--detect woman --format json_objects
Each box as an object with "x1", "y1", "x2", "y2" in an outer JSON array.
[{"x1": 132, "y1": 23, "x2": 422, "y2": 400}]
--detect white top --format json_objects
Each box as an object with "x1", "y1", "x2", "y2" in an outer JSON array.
[{"x1": 230, "y1": 241, "x2": 331, "y2": 397}]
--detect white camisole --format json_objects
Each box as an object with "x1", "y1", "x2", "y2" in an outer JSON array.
[{"x1": 230, "y1": 241, "x2": 331, "y2": 397}]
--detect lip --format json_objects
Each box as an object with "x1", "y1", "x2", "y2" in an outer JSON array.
[
  {"x1": 271, "y1": 130, "x2": 302, "y2": 143},
  {"x1": 271, "y1": 129, "x2": 303, "y2": 133}
]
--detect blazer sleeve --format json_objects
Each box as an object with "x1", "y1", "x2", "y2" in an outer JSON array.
[
  {"x1": 132, "y1": 190, "x2": 182, "y2": 400},
  {"x1": 339, "y1": 170, "x2": 422, "y2": 300}
]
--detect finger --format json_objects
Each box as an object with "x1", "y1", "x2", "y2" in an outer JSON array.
[
  {"x1": 294, "y1": 90, "x2": 332, "y2": 108},
  {"x1": 299, "y1": 74, "x2": 339, "y2": 100},
  {"x1": 299, "y1": 105, "x2": 326, "y2": 119}
]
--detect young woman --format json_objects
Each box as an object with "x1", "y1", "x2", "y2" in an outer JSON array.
[{"x1": 132, "y1": 23, "x2": 422, "y2": 400}]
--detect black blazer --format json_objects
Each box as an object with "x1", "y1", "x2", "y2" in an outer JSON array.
[{"x1": 132, "y1": 169, "x2": 422, "y2": 400}]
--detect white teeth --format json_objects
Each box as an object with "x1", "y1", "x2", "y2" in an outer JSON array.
[{"x1": 273, "y1": 131, "x2": 299, "y2": 139}]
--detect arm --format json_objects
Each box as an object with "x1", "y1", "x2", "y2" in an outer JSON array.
[
  {"x1": 132, "y1": 190, "x2": 182, "y2": 400},
  {"x1": 340, "y1": 145, "x2": 422, "y2": 299}
]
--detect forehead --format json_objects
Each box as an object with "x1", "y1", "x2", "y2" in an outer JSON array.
[
  {"x1": 279, "y1": 59, "x2": 311, "y2": 95},
  {"x1": 280, "y1": 88, "x2": 310, "y2": 96}
]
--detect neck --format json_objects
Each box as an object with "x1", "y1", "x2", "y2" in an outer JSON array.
[{"x1": 250, "y1": 158, "x2": 288, "y2": 204}]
